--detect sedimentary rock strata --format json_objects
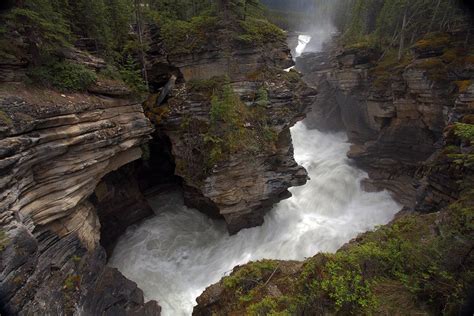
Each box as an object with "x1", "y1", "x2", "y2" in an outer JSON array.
[
  {"x1": 0, "y1": 85, "x2": 159, "y2": 314},
  {"x1": 145, "y1": 26, "x2": 317, "y2": 233}
]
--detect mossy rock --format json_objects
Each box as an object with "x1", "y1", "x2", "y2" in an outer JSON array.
[
  {"x1": 0, "y1": 228, "x2": 9, "y2": 251},
  {"x1": 412, "y1": 57, "x2": 449, "y2": 82},
  {"x1": 454, "y1": 80, "x2": 472, "y2": 93},
  {"x1": 413, "y1": 32, "x2": 450, "y2": 54},
  {"x1": 0, "y1": 110, "x2": 13, "y2": 126}
]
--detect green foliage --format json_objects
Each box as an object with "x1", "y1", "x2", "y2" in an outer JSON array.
[
  {"x1": 28, "y1": 60, "x2": 97, "y2": 91},
  {"x1": 119, "y1": 55, "x2": 148, "y2": 93},
  {"x1": 453, "y1": 123, "x2": 474, "y2": 142},
  {"x1": 1, "y1": 1, "x2": 70, "y2": 62},
  {"x1": 238, "y1": 17, "x2": 285, "y2": 44},
  {"x1": 247, "y1": 298, "x2": 278, "y2": 316},
  {"x1": 153, "y1": 13, "x2": 218, "y2": 55},
  {"x1": 205, "y1": 83, "x2": 277, "y2": 168},
  {"x1": 297, "y1": 198, "x2": 473, "y2": 314},
  {"x1": 255, "y1": 87, "x2": 269, "y2": 106},
  {"x1": 320, "y1": 260, "x2": 375, "y2": 312},
  {"x1": 99, "y1": 65, "x2": 122, "y2": 81},
  {"x1": 339, "y1": 0, "x2": 469, "y2": 50},
  {"x1": 223, "y1": 260, "x2": 278, "y2": 289},
  {"x1": 223, "y1": 160, "x2": 473, "y2": 315},
  {"x1": 247, "y1": 296, "x2": 298, "y2": 316},
  {"x1": 147, "y1": 0, "x2": 216, "y2": 20}
]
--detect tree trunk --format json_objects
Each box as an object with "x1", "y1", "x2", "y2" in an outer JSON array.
[
  {"x1": 134, "y1": 0, "x2": 149, "y2": 90},
  {"x1": 398, "y1": 5, "x2": 408, "y2": 62},
  {"x1": 218, "y1": 0, "x2": 229, "y2": 18},
  {"x1": 428, "y1": 0, "x2": 442, "y2": 33}
]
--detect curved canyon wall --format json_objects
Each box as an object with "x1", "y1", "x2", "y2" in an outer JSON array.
[{"x1": 0, "y1": 50, "x2": 161, "y2": 314}]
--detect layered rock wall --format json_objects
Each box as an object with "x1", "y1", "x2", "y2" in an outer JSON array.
[
  {"x1": 145, "y1": 26, "x2": 316, "y2": 233},
  {"x1": 297, "y1": 30, "x2": 474, "y2": 207},
  {"x1": 0, "y1": 85, "x2": 159, "y2": 314}
]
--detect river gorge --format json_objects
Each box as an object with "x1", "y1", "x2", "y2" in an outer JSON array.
[
  {"x1": 109, "y1": 36, "x2": 400, "y2": 315},
  {"x1": 1, "y1": 1, "x2": 472, "y2": 315}
]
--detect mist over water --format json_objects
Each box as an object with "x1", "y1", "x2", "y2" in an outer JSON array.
[
  {"x1": 110, "y1": 24, "x2": 400, "y2": 315},
  {"x1": 109, "y1": 123, "x2": 400, "y2": 315}
]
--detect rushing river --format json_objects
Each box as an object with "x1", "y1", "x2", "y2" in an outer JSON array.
[{"x1": 109, "y1": 35, "x2": 400, "y2": 315}]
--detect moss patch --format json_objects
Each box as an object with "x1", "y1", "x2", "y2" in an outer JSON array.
[
  {"x1": 371, "y1": 49, "x2": 412, "y2": 89},
  {"x1": 413, "y1": 32, "x2": 450, "y2": 51},
  {"x1": 455, "y1": 80, "x2": 471, "y2": 93},
  {"x1": 0, "y1": 110, "x2": 13, "y2": 126},
  {"x1": 0, "y1": 228, "x2": 9, "y2": 251}
]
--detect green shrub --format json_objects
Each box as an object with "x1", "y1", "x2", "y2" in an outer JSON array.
[
  {"x1": 177, "y1": 81, "x2": 279, "y2": 182},
  {"x1": 206, "y1": 84, "x2": 276, "y2": 167},
  {"x1": 247, "y1": 296, "x2": 298, "y2": 316},
  {"x1": 99, "y1": 65, "x2": 122, "y2": 81},
  {"x1": 255, "y1": 87, "x2": 269, "y2": 106},
  {"x1": 223, "y1": 260, "x2": 278, "y2": 289},
  {"x1": 156, "y1": 13, "x2": 218, "y2": 55},
  {"x1": 119, "y1": 55, "x2": 147, "y2": 93},
  {"x1": 238, "y1": 17, "x2": 286, "y2": 44},
  {"x1": 28, "y1": 60, "x2": 97, "y2": 91},
  {"x1": 453, "y1": 123, "x2": 474, "y2": 142}
]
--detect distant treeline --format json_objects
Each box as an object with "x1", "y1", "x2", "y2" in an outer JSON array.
[
  {"x1": 335, "y1": 0, "x2": 470, "y2": 45},
  {"x1": 0, "y1": 0, "x2": 277, "y2": 92}
]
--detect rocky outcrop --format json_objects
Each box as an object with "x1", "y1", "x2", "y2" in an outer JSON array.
[
  {"x1": 145, "y1": 22, "x2": 317, "y2": 234},
  {"x1": 0, "y1": 84, "x2": 159, "y2": 314},
  {"x1": 297, "y1": 30, "x2": 474, "y2": 207},
  {"x1": 416, "y1": 116, "x2": 474, "y2": 213}
]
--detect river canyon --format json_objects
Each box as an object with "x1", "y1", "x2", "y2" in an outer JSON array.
[
  {"x1": 1, "y1": 1, "x2": 473, "y2": 315},
  {"x1": 109, "y1": 35, "x2": 401, "y2": 315}
]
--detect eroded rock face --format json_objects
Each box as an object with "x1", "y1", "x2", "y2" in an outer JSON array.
[
  {"x1": 0, "y1": 87, "x2": 159, "y2": 314},
  {"x1": 297, "y1": 32, "x2": 474, "y2": 207},
  {"x1": 146, "y1": 29, "x2": 317, "y2": 234}
]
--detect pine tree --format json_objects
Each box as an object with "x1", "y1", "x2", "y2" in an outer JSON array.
[{"x1": 1, "y1": 0, "x2": 70, "y2": 64}]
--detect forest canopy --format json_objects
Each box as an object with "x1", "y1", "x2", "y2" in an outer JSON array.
[
  {"x1": 0, "y1": 0, "x2": 270, "y2": 91},
  {"x1": 0, "y1": 0, "x2": 472, "y2": 91}
]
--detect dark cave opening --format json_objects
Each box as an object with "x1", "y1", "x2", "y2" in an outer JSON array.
[{"x1": 91, "y1": 130, "x2": 182, "y2": 257}]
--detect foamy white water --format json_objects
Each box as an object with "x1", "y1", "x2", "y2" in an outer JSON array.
[
  {"x1": 109, "y1": 123, "x2": 400, "y2": 315},
  {"x1": 296, "y1": 34, "x2": 312, "y2": 56}
]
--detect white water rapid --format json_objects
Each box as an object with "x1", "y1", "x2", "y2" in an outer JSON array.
[
  {"x1": 296, "y1": 34, "x2": 312, "y2": 56},
  {"x1": 109, "y1": 35, "x2": 401, "y2": 315}
]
